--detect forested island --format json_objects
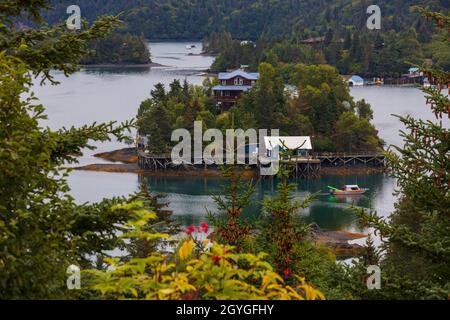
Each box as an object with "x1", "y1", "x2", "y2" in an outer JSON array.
[
  {"x1": 82, "y1": 32, "x2": 151, "y2": 66},
  {"x1": 137, "y1": 63, "x2": 381, "y2": 154}
]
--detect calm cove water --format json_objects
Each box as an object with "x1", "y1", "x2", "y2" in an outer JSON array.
[{"x1": 31, "y1": 42, "x2": 449, "y2": 239}]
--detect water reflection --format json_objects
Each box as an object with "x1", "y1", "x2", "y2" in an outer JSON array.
[
  {"x1": 141, "y1": 174, "x2": 395, "y2": 233},
  {"x1": 82, "y1": 66, "x2": 152, "y2": 75}
]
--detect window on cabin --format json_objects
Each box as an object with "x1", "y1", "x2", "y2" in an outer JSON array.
[
  {"x1": 222, "y1": 80, "x2": 226, "y2": 86},
  {"x1": 234, "y1": 77, "x2": 243, "y2": 85}
]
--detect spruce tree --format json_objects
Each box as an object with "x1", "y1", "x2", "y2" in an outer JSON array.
[
  {"x1": 127, "y1": 181, "x2": 180, "y2": 258},
  {"x1": 207, "y1": 166, "x2": 255, "y2": 252},
  {"x1": 357, "y1": 9, "x2": 450, "y2": 299},
  {"x1": 0, "y1": 1, "x2": 132, "y2": 298},
  {"x1": 258, "y1": 145, "x2": 315, "y2": 275}
]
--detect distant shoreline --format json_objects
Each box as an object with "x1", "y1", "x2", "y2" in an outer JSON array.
[{"x1": 81, "y1": 62, "x2": 167, "y2": 68}]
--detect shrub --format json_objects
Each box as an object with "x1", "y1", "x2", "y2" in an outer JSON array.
[{"x1": 85, "y1": 203, "x2": 325, "y2": 300}]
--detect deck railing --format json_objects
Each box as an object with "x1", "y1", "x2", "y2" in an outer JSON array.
[
  {"x1": 312, "y1": 151, "x2": 385, "y2": 157},
  {"x1": 214, "y1": 96, "x2": 240, "y2": 102}
]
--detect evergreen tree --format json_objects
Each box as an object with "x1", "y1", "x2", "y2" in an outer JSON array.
[
  {"x1": 356, "y1": 99, "x2": 374, "y2": 121},
  {"x1": 240, "y1": 63, "x2": 286, "y2": 129},
  {"x1": 362, "y1": 235, "x2": 380, "y2": 266},
  {"x1": 356, "y1": 9, "x2": 450, "y2": 299},
  {"x1": 258, "y1": 146, "x2": 315, "y2": 275},
  {"x1": 127, "y1": 181, "x2": 180, "y2": 258},
  {"x1": 0, "y1": 1, "x2": 133, "y2": 298},
  {"x1": 151, "y1": 83, "x2": 167, "y2": 103},
  {"x1": 207, "y1": 166, "x2": 255, "y2": 252}
]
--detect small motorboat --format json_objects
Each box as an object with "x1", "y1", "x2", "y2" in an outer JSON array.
[
  {"x1": 328, "y1": 185, "x2": 368, "y2": 196},
  {"x1": 186, "y1": 44, "x2": 196, "y2": 50}
]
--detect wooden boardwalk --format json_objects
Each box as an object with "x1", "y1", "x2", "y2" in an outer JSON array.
[
  {"x1": 314, "y1": 152, "x2": 387, "y2": 167},
  {"x1": 137, "y1": 150, "x2": 386, "y2": 177}
]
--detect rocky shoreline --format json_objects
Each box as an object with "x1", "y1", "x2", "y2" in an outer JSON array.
[
  {"x1": 321, "y1": 166, "x2": 387, "y2": 176},
  {"x1": 310, "y1": 224, "x2": 366, "y2": 258},
  {"x1": 81, "y1": 62, "x2": 167, "y2": 68}
]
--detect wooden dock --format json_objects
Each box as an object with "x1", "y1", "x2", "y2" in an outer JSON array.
[
  {"x1": 314, "y1": 152, "x2": 387, "y2": 167},
  {"x1": 138, "y1": 150, "x2": 386, "y2": 178}
]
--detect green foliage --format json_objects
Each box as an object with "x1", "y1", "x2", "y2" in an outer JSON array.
[
  {"x1": 335, "y1": 112, "x2": 381, "y2": 152},
  {"x1": 0, "y1": 0, "x2": 122, "y2": 84},
  {"x1": 126, "y1": 182, "x2": 180, "y2": 258},
  {"x1": 356, "y1": 99, "x2": 374, "y2": 121},
  {"x1": 361, "y1": 235, "x2": 380, "y2": 266},
  {"x1": 291, "y1": 64, "x2": 347, "y2": 135},
  {"x1": 82, "y1": 32, "x2": 151, "y2": 65},
  {"x1": 286, "y1": 64, "x2": 380, "y2": 152},
  {"x1": 43, "y1": 1, "x2": 443, "y2": 41},
  {"x1": 137, "y1": 62, "x2": 380, "y2": 153},
  {"x1": 237, "y1": 63, "x2": 286, "y2": 130},
  {"x1": 207, "y1": 166, "x2": 255, "y2": 251},
  {"x1": 137, "y1": 79, "x2": 216, "y2": 153},
  {"x1": 41, "y1": 1, "x2": 448, "y2": 75},
  {"x1": 84, "y1": 203, "x2": 325, "y2": 300},
  {"x1": 258, "y1": 146, "x2": 315, "y2": 274},
  {"x1": 0, "y1": 51, "x2": 136, "y2": 298},
  {"x1": 255, "y1": 147, "x2": 356, "y2": 300},
  {"x1": 354, "y1": 9, "x2": 450, "y2": 300},
  {"x1": 293, "y1": 242, "x2": 356, "y2": 300},
  {"x1": 0, "y1": 1, "x2": 136, "y2": 298}
]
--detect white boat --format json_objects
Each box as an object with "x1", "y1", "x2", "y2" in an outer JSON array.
[{"x1": 186, "y1": 44, "x2": 196, "y2": 50}]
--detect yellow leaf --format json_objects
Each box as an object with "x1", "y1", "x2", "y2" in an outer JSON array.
[
  {"x1": 129, "y1": 288, "x2": 138, "y2": 298},
  {"x1": 179, "y1": 240, "x2": 194, "y2": 261}
]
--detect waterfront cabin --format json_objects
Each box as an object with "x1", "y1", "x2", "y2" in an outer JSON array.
[
  {"x1": 212, "y1": 70, "x2": 259, "y2": 111},
  {"x1": 263, "y1": 136, "x2": 313, "y2": 159},
  {"x1": 348, "y1": 75, "x2": 364, "y2": 86},
  {"x1": 408, "y1": 67, "x2": 422, "y2": 77}
]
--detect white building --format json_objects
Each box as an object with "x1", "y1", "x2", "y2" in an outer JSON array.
[
  {"x1": 348, "y1": 75, "x2": 364, "y2": 86},
  {"x1": 263, "y1": 136, "x2": 312, "y2": 158}
]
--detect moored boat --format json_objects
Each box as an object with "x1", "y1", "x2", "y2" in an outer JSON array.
[{"x1": 328, "y1": 185, "x2": 368, "y2": 196}]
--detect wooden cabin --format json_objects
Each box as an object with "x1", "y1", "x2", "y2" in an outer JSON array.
[{"x1": 212, "y1": 70, "x2": 259, "y2": 111}]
